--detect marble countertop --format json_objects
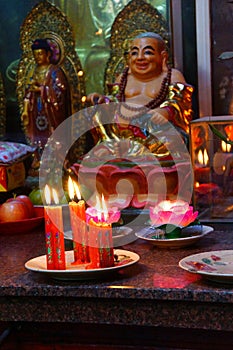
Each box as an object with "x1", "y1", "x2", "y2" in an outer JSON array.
[{"x1": 1, "y1": 222, "x2": 233, "y2": 330}]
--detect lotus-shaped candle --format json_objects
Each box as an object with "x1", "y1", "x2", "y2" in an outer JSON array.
[
  {"x1": 86, "y1": 195, "x2": 121, "y2": 224},
  {"x1": 86, "y1": 206, "x2": 121, "y2": 224},
  {"x1": 149, "y1": 200, "x2": 198, "y2": 238}
]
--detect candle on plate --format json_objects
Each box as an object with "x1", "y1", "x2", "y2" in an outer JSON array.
[
  {"x1": 44, "y1": 185, "x2": 66, "y2": 270},
  {"x1": 86, "y1": 195, "x2": 114, "y2": 269},
  {"x1": 68, "y1": 176, "x2": 89, "y2": 264}
]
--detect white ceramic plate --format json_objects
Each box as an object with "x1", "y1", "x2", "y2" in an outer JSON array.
[
  {"x1": 64, "y1": 226, "x2": 137, "y2": 247},
  {"x1": 135, "y1": 225, "x2": 213, "y2": 249},
  {"x1": 179, "y1": 250, "x2": 233, "y2": 284},
  {"x1": 25, "y1": 249, "x2": 140, "y2": 281}
]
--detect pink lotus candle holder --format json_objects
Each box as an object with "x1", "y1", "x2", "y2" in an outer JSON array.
[{"x1": 149, "y1": 199, "x2": 198, "y2": 238}]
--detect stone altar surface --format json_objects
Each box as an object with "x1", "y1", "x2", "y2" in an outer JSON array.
[{"x1": 0, "y1": 222, "x2": 233, "y2": 331}]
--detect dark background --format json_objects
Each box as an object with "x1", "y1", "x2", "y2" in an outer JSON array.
[{"x1": 211, "y1": 0, "x2": 233, "y2": 116}]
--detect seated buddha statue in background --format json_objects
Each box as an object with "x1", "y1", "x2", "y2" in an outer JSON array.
[
  {"x1": 71, "y1": 32, "x2": 194, "y2": 208},
  {"x1": 87, "y1": 31, "x2": 194, "y2": 159}
]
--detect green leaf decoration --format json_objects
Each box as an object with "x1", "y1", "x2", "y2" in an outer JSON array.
[{"x1": 209, "y1": 124, "x2": 233, "y2": 145}]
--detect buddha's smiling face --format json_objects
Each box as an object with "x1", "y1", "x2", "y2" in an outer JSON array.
[{"x1": 128, "y1": 37, "x2": 167, "y2": 79}]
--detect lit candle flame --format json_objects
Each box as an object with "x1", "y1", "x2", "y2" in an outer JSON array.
[
  {"x1": 44, "y1": 184, "x2": 51, "y2": 205},
  {"x1": 221, "y1": 140, "x2": 231, "y2": 153},
  {"x1": 197, "y1": 149, "x2": 209, "y2": 165},
  {"x1": 203, "y1": 149, "x2": 209, "y2": 165},
  {"x1": 44, "y1": 185, "x2": 59, "y2": 205},
  {"x1": 74, "y1": 182, "x2": 81, "y2": 200},
  {"x1": 197, "y1": 149, "x2": 203, "y2": 164},
  {"x1": 161, "y1": 200, "x2": 171, "y2": 211},
  {"x1": 68, "y1": 176, "x2": 81, "y2": 201},
  {"x1": 52, "y1": 188, "x2": 59, "y2": 205},
  {"x1": 68, "y1": 176, "x2": 74, "y2": 200},
  {"x1": 95, "y1": 194, "x2": 109, "y2": 222},
  {"x1": 96, "y1": 195, "x2": 102, "y2": 221},
  {"x1": 102, "y1": 194, "x2": 108, "y2": 222}
]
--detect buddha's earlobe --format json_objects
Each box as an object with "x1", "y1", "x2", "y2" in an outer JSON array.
[{"x1": 161, "y1": 51, "x2": 169, "y2": 72}]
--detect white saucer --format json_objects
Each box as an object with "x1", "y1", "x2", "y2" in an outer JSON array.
[
  {"x1": 25, "y1": 249, "x2": 140, "y2": 281},
  {"x1": 179, "y1": 250, "x2": 233, "y2": 284},
  {"x1": 135, "y1": 225, "x2": 213, "y2": 249}
]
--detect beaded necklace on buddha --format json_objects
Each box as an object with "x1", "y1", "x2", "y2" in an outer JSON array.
[
  {"x1": 34, "y1": 64, "x2": 51, "y2": 84},
  {"x1": 116, "y1": 66, "x2": 172, "y2": 121}
]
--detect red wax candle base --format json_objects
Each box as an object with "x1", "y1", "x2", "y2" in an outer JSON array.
[
  {"x1": 86, "y1": 219, "x2": 114, "y2": 269},
  {"x1": 44, "y1": 205, "x2": 66, "y2": 270},
  {"x1": 69, "y1": 200, "x2": 89, "y2": 264}
]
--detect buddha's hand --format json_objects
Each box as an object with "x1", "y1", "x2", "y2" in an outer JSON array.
[
  {"x1": 21, "y1": 111, "x2": 29, "y2": 126},
  {"x1": 29, "y1": 82, "x2": 41, "y2": 93}
]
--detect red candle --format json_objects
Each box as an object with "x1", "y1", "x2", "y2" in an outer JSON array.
[
  {"x1": 101, "y1": 221, "x2": 114, "y2": 268},
  {"x1": 86, "y1": 195, "x2": 114, "y2": 269},
  {"x1": 68, "y1": 177, "x2": 89, "y2": 264},
  {"x1": 44, "y1": 186, "x2": 66, "y2": 270},
  {"x1": 44, "y1": 207, "x2": 55, "y2": 270},
  {"x1": 87, "y1": 218, "x2": 101, "y2": 269}
]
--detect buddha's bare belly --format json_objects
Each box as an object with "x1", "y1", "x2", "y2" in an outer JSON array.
[{"x1": 125, "y1": 95, "x2": 154, "y2": 106}]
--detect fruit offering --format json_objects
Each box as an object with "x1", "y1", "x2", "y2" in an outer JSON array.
[
  {"x1": 29, "y1": 188, "x2": 43, "y2": 205},
  {"x1": 0, "y1": 195, "x2": 35, "y2": 222}
]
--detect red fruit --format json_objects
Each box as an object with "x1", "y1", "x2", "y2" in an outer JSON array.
[
  {"x1": 0, "y1": 200, "x2": 29, "y2": 222},
  {"x1": 14, "y1": 195, "x2": 35, "y2": 218}
]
